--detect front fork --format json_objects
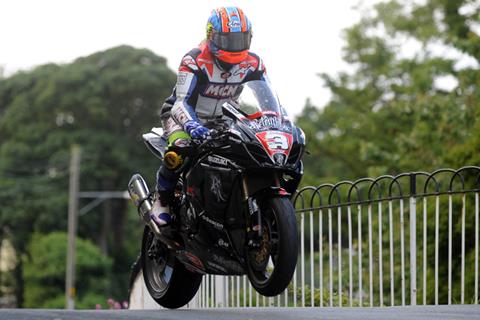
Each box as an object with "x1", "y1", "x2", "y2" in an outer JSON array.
[
  {"x1": 242, "y1": 173, "x2": 281, "y2": 248},
  {"x1": 247, "y1": 197, "x2": 262, "y2": 248}
]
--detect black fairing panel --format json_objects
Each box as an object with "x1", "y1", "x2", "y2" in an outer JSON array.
[
  {"x1": 182, "y1": 160, "x2": 247, "y2": 275},
  {"x1": 178, "y1": 236, "x2": 245, "y2": 275},
  {"x1": 203, "y1": 166, "x2": 237, "y2": 218},
  {"x1": 282, "y1": 160, "x2": 304, "y2": 197}
]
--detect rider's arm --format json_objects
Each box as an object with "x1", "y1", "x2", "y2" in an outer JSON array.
[
  {"x1": 170, "y1": 55, "x2": 201, "y2": 127},
  {"x1": 245, "y1": 53, "x2": 268, "y2": 82}
]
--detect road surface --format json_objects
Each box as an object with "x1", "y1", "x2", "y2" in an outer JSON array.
[{"x1": 0, "y1": 305, "x2": 479, "y2": 320}]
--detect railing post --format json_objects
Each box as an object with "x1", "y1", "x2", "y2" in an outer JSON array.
[
  {"x1": 215, "y1": 275, "x2": 226, "y2": 307},
  {"x1": 409, "y1": 174, "x2": 417, "y2": 306}
]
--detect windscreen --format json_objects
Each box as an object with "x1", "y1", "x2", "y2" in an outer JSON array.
[{"x1": 235, "y1": 80, "x2": 283, "y2": 116}]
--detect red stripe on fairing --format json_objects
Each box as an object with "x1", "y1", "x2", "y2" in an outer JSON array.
[
  {"x1": 255, "y1": 131, "x2": 294, "y2": 158},
  {"x1": 237, "y1": 8, "x2": 247, "y2": 32},
  {"x1": 247, "y1": 111, "x2": 263, "y2": 120}
]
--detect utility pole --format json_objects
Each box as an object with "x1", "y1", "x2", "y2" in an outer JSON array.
[{"x1": 65, "y1": 145, "x2": 81, "y2": 309}]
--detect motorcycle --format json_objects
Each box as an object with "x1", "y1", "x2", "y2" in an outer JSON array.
[{"x1": 128, "y1": 80, "x2": 305, "y2": 309}]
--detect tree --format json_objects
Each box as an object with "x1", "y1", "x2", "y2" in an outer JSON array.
[
  {"x1": 296, "y1": 0, "x2": 479, "y2": 185},
  {"x1": 0, "y1": 45, "x2": 176, "y2": 305},
  {"x1": 23, "y1": 232, "x2": 111, "y2": 309}
]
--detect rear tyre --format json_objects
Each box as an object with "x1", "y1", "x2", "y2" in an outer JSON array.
[
  {"x1": 141, "y1": 226, "x2": 202, "y2": 309},
  {"x1": 246, "y1": 197, "x2": 298, "y2": 296}
]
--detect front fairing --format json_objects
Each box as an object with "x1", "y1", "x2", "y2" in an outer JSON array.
[{"x1": 221, "y1": 81, "x2": 305, "y2": 169}]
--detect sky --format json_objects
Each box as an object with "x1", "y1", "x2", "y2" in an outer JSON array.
[{"x1": 0, "y1": 0, "x2": 376, "y2": 116}]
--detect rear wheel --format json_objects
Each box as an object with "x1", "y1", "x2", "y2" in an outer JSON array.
[
  {"x1": 141, "y1": 226, "x2": 202, "y2": 309},
  {"x1": 246, "y1": 197, "x2": 298, "y2": 296}
]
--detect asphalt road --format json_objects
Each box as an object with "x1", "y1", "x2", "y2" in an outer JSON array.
[{"x1": 0, "y1": 305, "x2": 479, "y2": 320}]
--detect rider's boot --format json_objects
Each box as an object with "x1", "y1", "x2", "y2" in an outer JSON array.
[
  {"x1": 151, "y1": 191, "x2": 172, "y2": 226},
  {"x1": 151, "y1": 165, "x2": 177, "y2": 226}
]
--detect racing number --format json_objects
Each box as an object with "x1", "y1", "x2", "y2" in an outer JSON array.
[{"x1": 266, "y1": 132, "x2": 289, "y2": 150}]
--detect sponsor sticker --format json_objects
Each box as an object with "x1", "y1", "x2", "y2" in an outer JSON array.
[
  {"x1": 201, "y1": 214, "x2": 224, "y2": 229},
  {"x1": 222, "y1": 102, "x2": 245, "y2": 120},
  {"x1": 228, "y1": 20, "x2": 241, "y2": 29},
  {"x1": 204, "y1": 84, "x2": 239, "y2": 98},
  {"x1": 208, "y1": 155, "x2": 228, "y2": 166},
  {"x1": 210, "y1": 175, "x2": 227, "y2": 202},
  {"x1": 172, "y1": 107, "x2": 193, "y2": 123},
  {"x1": 248, "y1": 115, "x2": 281, "y2": 130},
  {"x1": 177, "y1": 72, "x2": 188, "y2": 86},
  {"x1": 218, "y1": 238, "x2": 229, "y2": 248}
]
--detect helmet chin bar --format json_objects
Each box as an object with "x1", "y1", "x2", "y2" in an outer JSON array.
[{"x1": 215, "y1": 49, "x2": 249, "y2": 65}]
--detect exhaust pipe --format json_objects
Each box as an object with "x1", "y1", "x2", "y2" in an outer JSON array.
[
  {"x1": 128, "y1": 174, "x2": 181, "y2": 249},
  {"x1": 128, "y1": 174, "x2": 153, "y2": 223}
]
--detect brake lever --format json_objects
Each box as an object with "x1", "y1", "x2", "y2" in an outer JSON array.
[{"x1": 209, "y1": 128, "x2": 220, "y2": 139}]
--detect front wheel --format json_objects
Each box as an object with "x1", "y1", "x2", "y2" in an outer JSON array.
[
  {"x1": 141, "y1": 226, "x2": 202, "y2": 309},
  {"x1": 246, "y1": 197, "x2": 298, "y2": 296}
]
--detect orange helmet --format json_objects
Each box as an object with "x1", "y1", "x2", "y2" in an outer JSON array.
[{"x1": 206, "y1": 7, "x2": 252, "y2": 64}]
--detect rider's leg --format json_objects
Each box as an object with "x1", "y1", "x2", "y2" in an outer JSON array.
[
  {"x1": 151, "y1": 125, "x2": 191, "y2": 226},
  {"x1": 151, "y1": 164, "x2": 177, "y2": 226}
]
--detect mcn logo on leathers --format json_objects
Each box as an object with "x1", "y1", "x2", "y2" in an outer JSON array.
[{"x1": 204, "y1": 84, "x2": 239, "y2": 98}]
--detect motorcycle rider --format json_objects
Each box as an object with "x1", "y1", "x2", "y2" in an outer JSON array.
[{"x1": 151, "y1": 6, "x2": 269, "y2": 226}]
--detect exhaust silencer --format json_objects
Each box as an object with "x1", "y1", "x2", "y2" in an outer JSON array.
[
  {"x1": 128, "y1": 174, "x2": 153, "y2": 224},
  {"x1": 128, "y1": 174, "x2": 181, "y2": 249}
]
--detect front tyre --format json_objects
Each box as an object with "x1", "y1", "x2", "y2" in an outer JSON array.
[
  {"x1": 141, "y1": 226, "x2": 202, "y2": 309},
  {"x1": 246, "y1": 197, "x2": 298, "y2": 296}
]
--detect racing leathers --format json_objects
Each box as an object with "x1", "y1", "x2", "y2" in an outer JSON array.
[{"x1": 152, "y1": 42, "x2": 268, "y2": 226}]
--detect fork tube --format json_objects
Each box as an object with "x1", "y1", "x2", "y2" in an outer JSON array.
[{"x1": 242, "y1": 176, "x2": 249, "y2": 201}]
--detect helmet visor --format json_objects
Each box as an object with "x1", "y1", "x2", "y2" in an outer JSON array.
[{"x1": 212, "y1": 31, "x2": 251, "y2": 52}]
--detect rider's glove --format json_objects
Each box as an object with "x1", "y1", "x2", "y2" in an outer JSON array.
[{"x1": 184, "y1": 120, "x2": 210, "y2": 141}]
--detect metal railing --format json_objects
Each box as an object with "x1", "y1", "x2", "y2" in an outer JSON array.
[{"x1": 190, "y1": 166, "x2": 480, "y2": 308}]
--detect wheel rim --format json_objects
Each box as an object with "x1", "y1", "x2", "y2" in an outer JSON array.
[
  {"x1": 144, "y1": 231, "x2": 174, "y2": 296},
  {"x1": 247, "y1": 207, "x2": 280, "y2": 286}
]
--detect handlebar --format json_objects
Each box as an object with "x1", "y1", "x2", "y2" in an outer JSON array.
[
  {"x1": 190, "y1": 128, "x2": 231, "y2": 148},
  {"x1": 173, "y1": 129, "x2": 231, "y2": 174}
]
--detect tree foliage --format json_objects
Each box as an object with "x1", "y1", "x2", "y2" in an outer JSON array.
[
  {"x1": 297, "y1": 0, "x2": 480, "y2": 184},
  {"x1": 23, "y1": 232, "x2": 111, "y2": 309},
  {"x1": 0, "y1": 45, "x2": 176, "y2": 305}
]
